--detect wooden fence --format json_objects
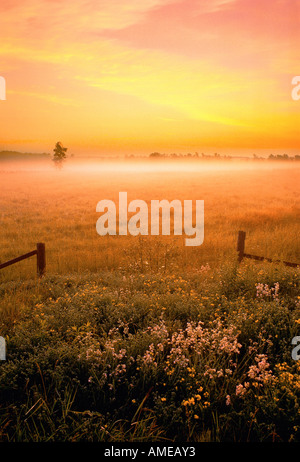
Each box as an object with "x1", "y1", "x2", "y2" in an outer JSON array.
[
  {"x1": 237, "y1": 231, "x2": 299, "y2": 268},
  {"x1": 0, "y1": 234, "x2": 298, "y2": 278},
  {"x1": 0, "y1": 243, "x2": 46, "y2": 277}
]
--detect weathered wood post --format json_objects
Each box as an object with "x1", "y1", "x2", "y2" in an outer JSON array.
[
  {"x1": 37, "y1": 243, "x2": 46, "y2": 277},
  {"x1": 237, "y1": 231, "x2": 246, "y2": 263}
]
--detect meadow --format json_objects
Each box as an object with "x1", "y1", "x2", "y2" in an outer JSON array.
[{"x1": 0, "y1": 157, "x2": 299, "y2": 442}]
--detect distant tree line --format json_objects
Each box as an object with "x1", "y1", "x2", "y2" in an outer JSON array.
[
  {"x1": 148, "y1": 152, "x2": 300, "y2": 161},
  {"x1": 0, "y1": 151, "x2": 50, "y2": 159},
  {"x1": 149, "y1": 152, "x2": 232, "y2": 159},
  {"x1": 268, "y1": 153, "x2": 300, "y2": 161}
]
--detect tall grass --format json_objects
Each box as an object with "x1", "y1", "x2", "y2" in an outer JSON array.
[
  {"x1": 0, "y1": 261, "x2": 300, "y2": 441},
  {"x1": 0, "y1": 160, "x2": 299, "y2": 441},
  {"x1": 0, "y1": 160, "x2": 299, "y2": 280}
]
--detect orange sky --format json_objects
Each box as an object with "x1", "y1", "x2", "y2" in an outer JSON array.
[{"x1": 0, "y1": 0, "x2": 299, "y2": 156}]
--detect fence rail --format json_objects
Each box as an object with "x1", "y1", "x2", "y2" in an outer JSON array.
[
  {"x1": 237, "y1": 231, "x2": 299, "y2": 268},
  {"x1": 1, "y1": 234, "x2": 298, "y2": 278},
  {"x1": 0, "y1": 243, "x2": 46, "y2": 277}
]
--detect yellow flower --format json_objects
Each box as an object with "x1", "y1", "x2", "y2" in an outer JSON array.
[
  {"x1": 161, "y1": 397, "x2": 166, "y2": 402},
  {"x1": 194, "y1": 414, "x2": 199, "y2": 420}
]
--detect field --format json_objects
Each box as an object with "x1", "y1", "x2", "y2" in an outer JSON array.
[{"x1": 0, "y1": 158, "x2": 300, "y2": 442}]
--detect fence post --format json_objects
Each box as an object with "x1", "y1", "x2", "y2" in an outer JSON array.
[
  {"x1": 37, "y1": 243, "x2": 46, "y2": 277},
  {"x1": 237, "y1": 231, "x2": 246, "y2": 263}
]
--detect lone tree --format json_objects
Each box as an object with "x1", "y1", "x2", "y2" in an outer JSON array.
[{"x1": 52, "y1": 141, "x2": 67, "y2": 168}]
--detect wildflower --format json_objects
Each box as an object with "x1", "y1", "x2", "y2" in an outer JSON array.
[
  {"x1": 182, "y1": 397, "x2": 195, "y2": 406},
  {"x1": 236, "y1": 384, "x2": 247, "y2": 397},
  {"x1": 247, "y1": 354, "x2": 274, "y2": 384},
  {"x1": 226, "y1": 395, "x2": 231, "y2": 406},
  {"x1": 255, "y1": 282, "x2": 280, "y2": 300}
]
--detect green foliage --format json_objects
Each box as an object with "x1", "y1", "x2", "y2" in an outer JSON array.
[
  {"x1": 0, "y1": 262, "x2": 300, "y2": 441},
  {"x1": 52, "y1": 142, "x2": 67, "y2": 168}
]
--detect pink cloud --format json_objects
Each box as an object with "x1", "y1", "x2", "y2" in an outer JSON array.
[{"x1": 97, "y1": 0, "x2": 300, "y2": 70}]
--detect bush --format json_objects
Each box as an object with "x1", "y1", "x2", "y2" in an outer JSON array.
[{"x1": 1, "y1": 263, "x2": 300, "y2": 441}]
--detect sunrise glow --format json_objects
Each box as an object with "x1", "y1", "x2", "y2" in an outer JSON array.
[{"x1": 0, "y1": 0, "x2": 299, "y2": 156}]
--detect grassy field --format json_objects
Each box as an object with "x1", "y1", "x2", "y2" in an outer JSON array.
[{"x1": 0, "y1": 158, "x2": 299, "y2": 442}]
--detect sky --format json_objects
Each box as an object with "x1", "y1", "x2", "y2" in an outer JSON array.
[{"x1": 0, "y1": 0, "x2": 299, "y2": 156}]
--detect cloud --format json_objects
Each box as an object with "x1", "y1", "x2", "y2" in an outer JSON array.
[
  {"x1": 0, "y1": 0, "x2": 177, "y2": 39},
  {"x1": 196, "y1": 0, "x2": 237, "y2": 13},
  {"x1": 8, "y1": 88, "x2": 80, "y2": 106},
  {"x1": 1, "y1": 0, "x2": 299, "y2": 153}
]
